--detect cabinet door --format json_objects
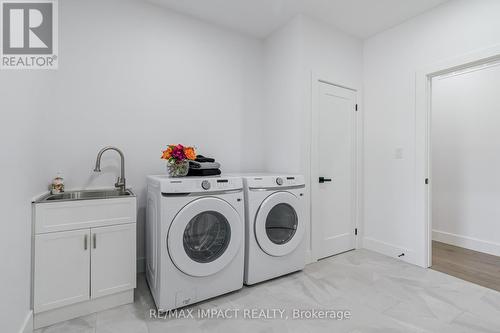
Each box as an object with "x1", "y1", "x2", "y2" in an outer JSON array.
[
  {"x1": 91, "y1": 223, "x2": 136, "y2": 299},
  {"x1": 34, "y1": 229, "x2": 91, "y2": 313}
]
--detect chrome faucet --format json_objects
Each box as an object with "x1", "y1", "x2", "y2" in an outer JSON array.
[{"x1": 94, "y1": 146, "x2": 126, "y2": 192}]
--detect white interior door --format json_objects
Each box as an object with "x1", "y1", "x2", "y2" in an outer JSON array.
[
  {"x1": 91, "y1": 223, "x2": 136, "y2": 299},
  {"x1": 34, "y1": 229, "x2": 91, "y2": 313},
  {"x1": 312, "y1": 81, "x2": 357, "y2": 260}
]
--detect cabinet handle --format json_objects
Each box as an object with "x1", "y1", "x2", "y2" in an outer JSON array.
[
  {"x1": 84, "y1": 234, "x2": 88, "y2": 250},
  {"x1": 93, "y1": 233, "x2": 96, "y2": 249}
]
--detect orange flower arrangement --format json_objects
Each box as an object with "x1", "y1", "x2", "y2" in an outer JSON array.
[
  {"x1": 161, "y1": 144, "x2": 196, "y2": 162},
  {"x1": 184, "y1": 147, "x2": 196, "y2": 160},
  {"x1": 161, "y1": 147, "x2": 173, "y2": 160}
]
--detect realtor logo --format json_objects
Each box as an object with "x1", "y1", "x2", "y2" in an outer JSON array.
[{"x1": 1, "y1": 0, "x2": 58, "y2": 69}]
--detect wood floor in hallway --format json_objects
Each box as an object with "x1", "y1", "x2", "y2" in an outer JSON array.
[{"x1": 432, "y1": 241, "x2": 500, "y2": 292}]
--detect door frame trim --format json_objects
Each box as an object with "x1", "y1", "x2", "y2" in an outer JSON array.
[
  {"x1": 309, "y1": 75, "x2": 361, "y2": 262},
  {"x1": 416, "y1": 44, "x2": 500, "y2": 268}
]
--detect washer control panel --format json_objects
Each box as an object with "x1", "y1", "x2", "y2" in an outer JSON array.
[
  {"x1": 201, "y1": 180, "x2": 211, "y2": 190},
  {"x1": 156, "y1": 175, "x2": 243, "y2": 194},
  {"x1": 215, "y1": 179, "x2": 231, "y2": 190}
]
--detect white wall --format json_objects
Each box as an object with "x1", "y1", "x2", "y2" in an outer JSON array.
[
  {"x1": 263, "y1": 15, "x2": 363, "y2": 261},
  {"x1": 0, "y1": 73, "x2": 49, "y2": 331},
  {"x1": 301, "y1": 16, "x2": 362, "y2": 90},
  {"x1": 432, "y1": 63, "x2": 500, "y2": 256},
  {"x1": 263, "y1": 16, "x2": 303, "y2": 174},
  {"x1": 363, "y1": 0, "x2": 500, "y2": 265},
  {"x1": 264, "y1": 15, "x2": 363, "y2": 174},
  {"x1": 39, "y1": 0, "x2": 265, "y2": 271}
]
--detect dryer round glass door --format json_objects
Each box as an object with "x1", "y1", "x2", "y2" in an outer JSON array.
[
  {"x1": 254, "y1": 191, "x2": 305, "y2": 257},
  {"x1": 168, "y1": 197, "x2": 242, "y2": 277},
  {"x1": 266, "y1": 203, "x2": 297, "y2": 245}
]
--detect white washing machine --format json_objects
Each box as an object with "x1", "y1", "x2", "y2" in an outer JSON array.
[
  {"x1": 242, "y1": 174, "x2": 306, "y2": 285},
  {"x1": 146, "y1": 175, "x2": 245, "y2": 311}
]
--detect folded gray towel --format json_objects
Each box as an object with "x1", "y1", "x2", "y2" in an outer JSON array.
[{"x1": 189, "y1": 161, "x2": 221, "y2": 170}]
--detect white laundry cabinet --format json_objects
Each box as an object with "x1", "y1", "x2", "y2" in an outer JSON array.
[{"x1": 32, "y1": 193, "x2": 137, "y2": 329}]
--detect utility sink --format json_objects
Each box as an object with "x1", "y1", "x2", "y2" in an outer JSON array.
[
  {"x1": 32, "y1": 185, "x2": 137, "y2": 327},
  {"x1": 37, "y1": 189, "x2": 134, "y2": 203}
]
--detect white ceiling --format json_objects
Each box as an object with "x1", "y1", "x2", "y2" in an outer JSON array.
[{"x1": 147, "y1": 0, "x2": 449, "y2": 39}]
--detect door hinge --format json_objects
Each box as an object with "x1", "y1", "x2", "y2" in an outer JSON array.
[
  {"x1": 425, "y1": 178, "x2": 429, "y2": 185},
  {"x1": 355, "y1": 228, "x2": 358, "y2": 236},
  {"x1": 355, "y1": 104, "x2": 358, "y2": 111}
]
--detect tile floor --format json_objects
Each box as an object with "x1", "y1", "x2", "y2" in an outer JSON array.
[{"x1": 35, "y1": 249, "x2": 500, "y2": 333}]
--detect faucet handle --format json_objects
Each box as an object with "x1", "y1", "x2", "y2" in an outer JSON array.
[{"x1": 115, "y1": 177, "x2": 126, "y2": 191}]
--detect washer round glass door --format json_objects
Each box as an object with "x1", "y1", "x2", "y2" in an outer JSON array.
[
  {"x1": 254, "y1": 191, "x2": 304, "y2": 257},
  {"x1": 183, "y1": 210, "x2": 231, "y2": 263},
  {"x1": 168, "y1": 197, "x2": 242, "y2": 277}
]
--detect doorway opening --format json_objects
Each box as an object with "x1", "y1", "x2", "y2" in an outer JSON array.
[{"x1": 418, "y1": 47, "x2": 500, "y2": 291}]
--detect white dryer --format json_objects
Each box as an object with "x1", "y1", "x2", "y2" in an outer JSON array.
[
  {"x1": 242, "y1": 174, "x2": 306, "y2": 285},
  {"x1": 146, "y1": 175, "x2": 244, "y2": 311}
]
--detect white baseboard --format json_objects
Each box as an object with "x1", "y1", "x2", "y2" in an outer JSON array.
[
  {"x1": 432, "y1": 230, "x2": 500, "y2": 257},
  {"x1": 19, "y1": 310, "x2": 33, "y2": 333},
  {"x1": 137, "y1": 257, "x2": 145, "y2": 273},
  {"x1": 363, "y1": 237, "x2": 418, "y2": 266}
]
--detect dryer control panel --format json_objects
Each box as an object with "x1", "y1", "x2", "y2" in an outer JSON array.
[{"x1": 245, "y1": 174, "x2": 305, "y2": 189}]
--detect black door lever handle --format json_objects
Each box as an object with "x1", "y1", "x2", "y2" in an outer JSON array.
[{"x1": 319, "y1": 177, "x2": 332, "y2": 183}]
